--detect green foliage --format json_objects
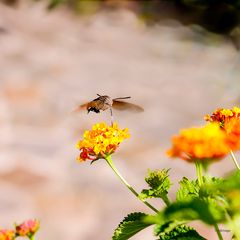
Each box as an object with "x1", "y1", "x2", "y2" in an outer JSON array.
[
  {"x1": 154, "y1": 222, "x2": 206, "y2": 240},
  {"x1": 177, "y1": 177, "x2": 200, "y2": 202},
  {"x1": 46, "y1": 0, "x2": 103, "y2": 14},
  {"x1": 167, "y1": 198, "x2": 226, "y2": 224},
  {"x1": 47, "y1": 0, "x2": 64, "y2": 10},
  {"x1": 113, "y1": 170, "x2": 240, "y2": 239},
  {"x1": 139, "y1": 169, "x2": 171, "y2": 202},
  {"x1": 198, "y1": 176, "x2": 223, "y2": 197},
  {"x1": 112, "y1": 212, "x2": 152, "y2": 240},
  {"x1": 177, "y1": 176, "x2": 225, "y2": 201},
  {"x1": 176, "y1": 177, "x2": 228, "y2": 224},
  {"x1": 218, "y1": 171, "x2": 240, "y2": 192}
]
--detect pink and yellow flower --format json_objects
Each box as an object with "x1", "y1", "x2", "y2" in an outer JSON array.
[
  {"x1": 167, "y1": 123, "x2": 231, "y2": 162},
  {"x1": 15, "y1": 219, "x2": 39, "y2": 238},
  {"x1": 0, "y1": 230, "x2": 15, "y2": 240},
  {"x1": 76, "y1": 122, "x2": 130, "y2": 162}
]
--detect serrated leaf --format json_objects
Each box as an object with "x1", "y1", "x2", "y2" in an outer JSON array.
[
  {"x1": 198, "y1": 176, "x2": 224, "y2": 198},
  {"x1": 177, "y1": 177, "x2": 200, "y2": 202},
  {"x1": 164, "y1": 198, "x2": 225, "y2": 224},
  {"x1": 146, "y1": 198, "x2": 225, "y2": 226},
  {"x1": 155, "y1": 223, "x2": 206, "y2": 240},
  {"x1": 112, "y1": 212, "x2": 152, "y2": 240},
  {"x1": 218, "y1": 171, "x2": 240, "y2": 192}
]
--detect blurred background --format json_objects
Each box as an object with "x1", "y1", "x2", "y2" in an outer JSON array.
[{"x1": 0, "y1": 0, "x2": 240, "y2": 239}]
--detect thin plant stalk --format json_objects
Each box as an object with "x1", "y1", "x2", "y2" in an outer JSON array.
[
  {"x1": 230, "y1": 150, "x2": 240, "y2": 170},
  {"x1": 105, "y1": 155, "x2": 158, "y2": 213},
  {"x1": 195, "y1": 161, "x2": 203, "y2": 186},
  {"x1": 162, "y1": 195, "x2": 171, "y2": 207},
  {"x1": 225, "y1": 211, "x2": 240, "y2": 240},
  {"x1": 214, "y1": 223, "x2": 224, "y2": 240}
]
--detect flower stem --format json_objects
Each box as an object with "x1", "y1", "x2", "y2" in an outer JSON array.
[
  {"x1": 195, "y1": 163, "x2": 223, "y2": 240},
  {"x1": 29, "y1": 236, "x2": 35, "y2": 240},
  {"x1": 214, "y1": 223, "x2": 224, "y2": 240},
  {"x1": 230, "y1": 150, "x2": 240, "y2": 170},
  {"x1": 195, "y1": 161, "x2": 203, "y2": 186},
  {"x1": 105, "y1": 155, "x2": 158, "y2": 213},
  {"x1": 225, "y1": 211, "x2": 240, "y2": 240},
  {"x1": 162, "y1": 195, "x2": 171, "y2": 207}
]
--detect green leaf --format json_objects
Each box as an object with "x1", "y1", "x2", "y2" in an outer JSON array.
[
  {"x1": 112, "y1": 212, "x2": 152, "y2": 240},
  {"x1": 164, "y1": 198, "x2": 226, "y2": 224},
  {"x1": 198, "y1": 176, "x2": 224, "y2": 198},
  {"x1": 146, "y1": 198, "x2": 225, "y2": 226},
  {"x1": 140, "y1": 169, "x2": 171, "y2": 201},
  {"x1": 214, "y1": 171, "x2": 240, "y2": 217},
  {"x1": 177, "y1": 177, "x2": 200, "y2": 202},
  {"x1": 218, "y1": 171, "x2": 240, "y2": 192},
  {"x1": 47, "y1": 0, "x2": 65, "y2": 9},
  {"x1": 155, "y1": 222, "x2": 206, "y2": 240}
]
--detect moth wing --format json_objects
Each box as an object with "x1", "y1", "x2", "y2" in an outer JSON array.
[
  {"x1": 72, "y1": 102, "x2": 88, "y2": 113},
  {"x1": 112, "y1": 100, "x2": 144, "y2": 112}
]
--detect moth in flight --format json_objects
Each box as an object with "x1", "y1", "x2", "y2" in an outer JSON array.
[
  {"x1": 74, "y1": 95, "x2": 143, "y2": 124},
  {"x1": 74, "y1": 94, "x2": 144, "y2": 114}
]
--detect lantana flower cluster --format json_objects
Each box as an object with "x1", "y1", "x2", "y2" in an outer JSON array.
[
  {"x1": 167, "y1": 123, "x2": 231, "y2": 162},
  {"x1": 76, "y1": 107, "x2": 240, "y2": 164},
  {"x1": 205, "y1": 107, "x2": 240, "y2": 150},
  {"x1": 205, "y1": 106, "x2": 240, "y2": 125},
  {"x1": 0, "y1": 230, "x2": 15, "y2": 240},
  {"x1": 76, "y1": 122, "x2": 130, "y2": 162},
  {"x1": 0, "y1": 220, "x2": 39, "y2": 240},
  {"x1": 168, "y1": 106, "x2": 240, "y2": 162}
]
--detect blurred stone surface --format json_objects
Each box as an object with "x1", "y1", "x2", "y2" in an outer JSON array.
[{"x1": 0, "y1": 2, "x2": 239, "y2": 239}]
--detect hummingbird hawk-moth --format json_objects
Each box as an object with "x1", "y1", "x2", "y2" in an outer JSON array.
[{"x1": 74, "y1": 94, "x2": 144, "y2": 114}]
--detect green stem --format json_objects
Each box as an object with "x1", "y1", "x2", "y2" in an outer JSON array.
[
  {"x1": 105, "y1": 155, "x2": 158, "y2": 213},
  {"x1": 195, "y1": 161, "x2": 203, "y2": 186},
  {"x1": 226, "y1": 211, "x2": 240, "y2": 240},
  {"x1": 195, "y1": 162, "x2": 224, "y2": 240},
  {"x1": 230, "y1": 150, "x2": 240, "y2": 170},
  {"x1": 214, "y1": 223, "x2": 224, "y2": 240},
  {"x1": 162, "y1": 194, "x2": 171, "y2": 207},
  {"x1": 29, "y1": 236, "x2": 35, "y2": 240}
]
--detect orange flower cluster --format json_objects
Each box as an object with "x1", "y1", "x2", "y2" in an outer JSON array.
[
  {"x1": 15, "y1": 219, "x2": 40, "y2": 238},
  {"x1": 0, "y1": 230, "x2": 15, "y2": 240},
  {"x1": 0, "y1": 220, "x2": 39, "y2": 240},
  {"x1": 205, "y1": 107, "x2": 240, "y2": 150},
  {"x1": 76, "y1": 122, "x2": 130, "y2": 162},
  {"x1": 167, "y1": 123, "x2": 231, "y2": 162},
  {"x1": 224, "y1": 118, "x2": 240, "y2": 150},
  {"x1": 205, "y1": 107, "x2": 240, "y2": 126}
]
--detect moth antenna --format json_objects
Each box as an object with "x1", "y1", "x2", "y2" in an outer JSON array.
[
  {"x1": 97, "y1": 94, "x2": 102, "y2": 97},
  {"x1": 113, "y1": 96, "x2": 131, "y2": 100}
]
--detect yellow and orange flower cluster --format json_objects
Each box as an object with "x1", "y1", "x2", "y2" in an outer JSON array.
[
  {"x1": 205, "y1": 106, "x2": 240, "y2": 126},
  {"x1": 76, "y1": 122, "x2": 130, "y2": 162},
  {"x1": 15, "y1": 219, "x2": 40, "y2": 238},
  {"x1": 205, "y1": 107, "x2": 240, "y2": 150},
  {"x1": 0, "y1": 230, "x2": 15, "y2": 240},
  {"x1": 0, "y1": 219, "x2": 39, "y2": 240},
  {"x1": 167, "y1": 123, "x2": 231, "y2": 162}
]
